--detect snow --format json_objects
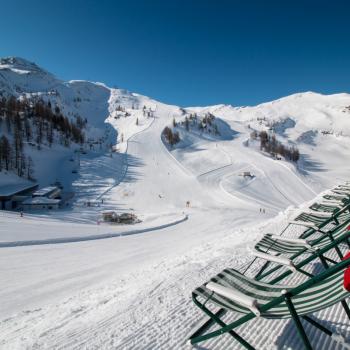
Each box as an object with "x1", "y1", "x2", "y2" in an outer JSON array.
[
  {"x1": 32, "y1": 186, "x2": 58, "y2": 197},
  {"x1": 22, "y1": 197, "x2": 60, "y2": 205},
  {"x1": 1, "y1": 57, "x2": 350, "y2": 349},
  {"x1": 0, "y1": 173, "x2": 36, "y2": 196}
]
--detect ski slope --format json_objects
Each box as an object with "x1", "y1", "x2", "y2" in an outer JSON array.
[{"x1": 1, "y1": 57, "x2": 350, "y2": 349}]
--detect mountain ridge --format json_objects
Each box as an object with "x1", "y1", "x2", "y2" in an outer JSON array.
[
  {"x1": 2, "y1": 56, "x2": 349, "y2": 110},
  {"x1": 1, "y1": 56, "x2": 350, "y2": 198}
]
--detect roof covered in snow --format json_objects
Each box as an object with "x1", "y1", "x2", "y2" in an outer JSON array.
[
  {"x1": 0, "y1": 183, "x2": 38, "y2": 199},
  {"x1": 32, "y1": 186, "x2": 59, "y2": 197},
  {"x1": 22, "y1": 197, "x2": 61, "y2": 205}
]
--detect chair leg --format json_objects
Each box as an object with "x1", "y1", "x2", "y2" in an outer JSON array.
[
  {"x1": 193, "y1": 307, "x2": 255, "y2": 349},
  {"x1": 323, "y1": 256, "x2": 337, "y2": 265},
  {"x1": 296, "y1": 267, "x2": 314, "y2": 278},
  {"x1": 334, "y1": 245, "x2": 344, "y2": 259},
  {"x1": 254, "y1": 260, "x2": 271, "y2": 280},
  {"x1": 346, "y1": 238, "x2": 350, "y2": 250},
  {"x1": 302, "y1": 316, "x2": 332, "y2": 336},
  {"x1": 318, "y1": 253, "x2": 330, "y2": 269},
  {"x1": 317, "y1": 255, "x2": 350, "y2": 320},
  {"x1": 189, "y1": 308, "x2": 226, "y2": 341},
  {"x1": 285, "y1": 294, "x2": 313, "y2": 350},
  {"x1": 341, "y1": 300, "x2": 350, "y2": 320},
  {"x1": 328, "y1": 233, "x2": 344, "y2": 259},
  {"x1": 190, "y1": 297, "x2": 256, "y2": 349}
]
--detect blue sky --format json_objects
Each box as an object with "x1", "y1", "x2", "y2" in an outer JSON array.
[{"x1": 1, "y1": 0, "x2": 349, "y2": 106}]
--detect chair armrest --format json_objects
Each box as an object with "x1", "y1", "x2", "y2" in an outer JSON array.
[
  {"x1": 253, "y1": 250, "x2": 296, "y2": 272},
  {"x1": 206, "y1": 282, "x2": 261, "y2": 316},
  {"x1": 269, "y1": 234, "x2": 313, "y2": 250},
  {"x1": 332, "y1": 189, "x2": 349, "y2": 194},
  {"x1": 289, "y1": 220, "x2": 318, "y2": 230},
  {"x1": 336, "y1": 187, "x2": 350, "y2": 191},
  {"x1": 305, "y1": 210, "x2": 333, "y2": 218},
  {"x1": 329, "y1": 191, "x2": 348, "y2": 198},
  {"x1": 319, "y1": 200, "x2": 342, "y2": 207}
]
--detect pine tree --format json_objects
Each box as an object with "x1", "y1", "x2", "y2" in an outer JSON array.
[
  {"x1": 162, "y1": 127, "x2": 180, "y2": 146},
  {"x1": 47, "y1": 123, "x2": 54, "y2": 146},
  {"x1": 19, "y1": 151, "x2": 26, "y2": 177},
  {"x1": 0, "y1": 135, "x2": 11, "y2": 171},
  {"x1": 13, "y1": 120, "x2": 23, "y2": 171},
  {"x1": 27, "y1": 156, "x2": 34, "y2": 180},
  {"x1": 5, "y1": 113, "x2": 11, "y2": 133},
  {"x1": 24, "y1": 118, "x2": 32, "y2": 142},
  {"x1": 185, "y1": 117, "x2": 189, "y2": 131}
]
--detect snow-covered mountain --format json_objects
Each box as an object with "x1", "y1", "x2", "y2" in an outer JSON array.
[
  {"x1": 1, "y1": 56, "x2": 350, "y2": 205},
  {"x1": 0, "y1": 57, "x2": 164, "y2": 188},
  {"x1": 192, "y1": 91, "x2": 350, "y2": 139},
  {"x1": 1, "y1": 57, "x2": 350, "y2": 349},
  {"x1": 0, "y1": 56, "x2": 136, "y2": 135},
  {"x1": 1, "y1": 56, "x2": 350, "y2": 208}
]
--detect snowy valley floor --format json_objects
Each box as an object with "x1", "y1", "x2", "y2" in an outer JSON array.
[
  {"x1": 1, "y1": 205, "x2": 350, "y2": 350},
  {"x1": 0, "y1": 209, "x2": 257, "y2": 348}
]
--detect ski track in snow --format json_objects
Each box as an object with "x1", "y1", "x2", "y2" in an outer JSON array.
[
  {"x1": 0, "y1": 214, "x2": 188, "y2": 248},
  {"x1": 95, "y1": 110, "x2": 157, "y2": 202},
  {"x1": 1, "y1": 220, "x2": 349, "y2": 350}
]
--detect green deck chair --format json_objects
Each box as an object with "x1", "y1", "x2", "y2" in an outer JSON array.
[
  {"x1": 289, "y1": 204, "x2": 350, "y2": 240},
  {"x1": 292, "y1": 211, "x2": 340, "y2": 228},
  {"x1": 332, "y1": 187, "x2": 350, "y2": 194},
  {"x1": 189, "y1": 248, "x2": 350, "y2": 349},
  {"x1": 309, "y1": 201, "x2": 343, "y2": 214},
  {"x1": 252, "y1": 220, "x2": 350, "y2": 281},
  {"x1": 323, "y1": 193, "x2": 350, "y2": 205}
]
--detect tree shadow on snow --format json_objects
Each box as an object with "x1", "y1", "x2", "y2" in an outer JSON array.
[
  {"x1": 69, "y1": 152, "x2": 144, "y2": 206},
  {"x1": 178, "y1": 144, "x2": 209, "y2": 153},
  {"x1": 297, "y1": 154, "x2": 327, "y2": 176},
  {"x1": 215, "y1": 118, "x2": 240, "y2": 141},
  {"x1": 122, "y1": 153, "x2": 144, "y2": 183}
]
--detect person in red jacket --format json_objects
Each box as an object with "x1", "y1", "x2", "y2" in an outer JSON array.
[{"x1": 343, "y1": 227, "x2": 350, "y2": 291}]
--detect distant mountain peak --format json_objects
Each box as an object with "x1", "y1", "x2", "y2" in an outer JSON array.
[{"x1": 0, "y1": 56, "x2": 50, "y2": 75}]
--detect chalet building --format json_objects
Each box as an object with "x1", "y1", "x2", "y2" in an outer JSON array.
[
  {"x1": 22, "y1": 186, "x2": 62, "y2": 210},
  {"x1": 32, "y1": 186, "x2": 61, "y2": 199},
  {"x1": 0, "y1": 183, "x2": 38, "y2": 210},
  {"x1": 22, "y1": 196, "x2": 61, "y2": 210}
]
